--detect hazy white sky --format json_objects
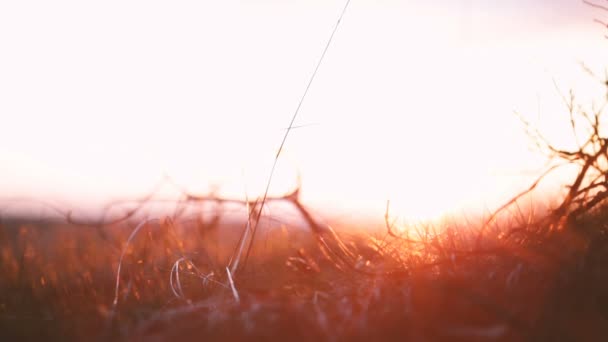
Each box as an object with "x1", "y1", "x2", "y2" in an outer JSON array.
[{"x1": 1, "y1": 0, "x2": 608, "y2": 221}]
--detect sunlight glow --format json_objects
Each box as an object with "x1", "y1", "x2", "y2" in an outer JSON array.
[{"x1": 1, "y1": 1, "x2": 607, "y2": 223}]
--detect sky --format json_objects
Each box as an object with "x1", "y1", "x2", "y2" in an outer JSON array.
[{"x1": 1, "y1": 0, "x2": 608, "y2": 222}]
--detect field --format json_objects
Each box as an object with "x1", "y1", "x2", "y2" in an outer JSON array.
[
  {"x1": 3, "y1": 2, "x2": 608, "y2": 341},
  {"x1": 1, "y1": 191, "x2": 608, "y2": 341}
]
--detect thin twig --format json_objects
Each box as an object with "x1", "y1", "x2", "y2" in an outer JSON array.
[
  {"x1": 225, "y1": 267, "x2": 240, "y2": 303},
  {"x1": 242, "y1": 0, "x2": 353, "y2": 269}
]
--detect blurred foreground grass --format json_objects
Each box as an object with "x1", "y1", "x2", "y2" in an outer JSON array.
[{"x1": 1, "y1": 203, "x2": 608, "y2": 341}]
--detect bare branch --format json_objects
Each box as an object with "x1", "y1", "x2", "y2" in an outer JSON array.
[{"x1": 584, "y1": 0, "x2": 608, "y2": 12}]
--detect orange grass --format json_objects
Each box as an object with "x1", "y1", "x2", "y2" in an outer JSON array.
[{"x1": 1, "y1": 199, "x2": 608, "y2": 341}]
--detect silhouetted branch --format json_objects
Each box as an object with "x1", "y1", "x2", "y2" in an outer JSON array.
[
  {"x1": 488, "y1": 53, "x2": 608, "y2": 238},
  {"x1": 584, "y1": 0, "x2": 608, "y2": 13}
]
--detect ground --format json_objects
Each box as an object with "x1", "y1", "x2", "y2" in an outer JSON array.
[{"x1": 1, "y1": 204, "x2": 608, "y2": 341}]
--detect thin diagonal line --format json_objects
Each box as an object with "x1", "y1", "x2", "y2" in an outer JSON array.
[{"x1": 242, "y1": 0, "x2": 352, "y2": 269}]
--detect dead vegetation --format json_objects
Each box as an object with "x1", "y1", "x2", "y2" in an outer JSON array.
[
  {"x1": 3, "y1": 106, "x2": 608, "y2": 340},
  {"x1": 3, "y1": 2, "x2": 608, "y2": 341}
]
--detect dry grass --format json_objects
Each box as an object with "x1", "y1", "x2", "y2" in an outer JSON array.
[
  {"x1": 2, "y1": 4, "x2": 608, "y2": 341},
  {"x1": 1, "y1": 194, "x2": 608, "y2": 341}
]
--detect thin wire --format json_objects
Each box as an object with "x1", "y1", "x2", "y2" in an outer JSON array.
[{"x1": 242, "y1": 0, "x2": 353, "y2": 269}]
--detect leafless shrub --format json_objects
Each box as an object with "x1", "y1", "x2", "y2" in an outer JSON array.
[{"x1": 477, "y1": 78, "x2": 608, "y2": 245}]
